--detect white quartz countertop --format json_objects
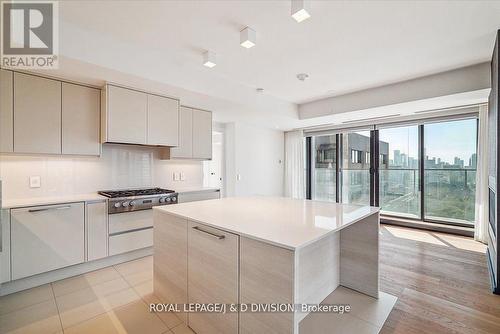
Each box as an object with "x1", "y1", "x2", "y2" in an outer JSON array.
[
  {"x1": 154, "y1": 197, "x2": 379, "y2": 250},
  {"x1": 175, "y1": 187, "x2": 220, "y2": 194},
  {"x1": 1, "y1": 193, "x2": 107, "y2": 209}
]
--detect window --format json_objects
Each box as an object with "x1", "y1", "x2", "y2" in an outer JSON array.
[
  {"x1": 351, "y1": 149, "x2": 362, "y2": 164},
  {"x1": 312, "y1": 135, "x2": 337, "y2": 202}
]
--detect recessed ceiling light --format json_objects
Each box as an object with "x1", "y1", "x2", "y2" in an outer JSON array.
[
  {"x1": 240, "y1": 27, "x2": 256, "y2": 49},
  {"x1": 203, "y1": 50, "x2": 216, "y2": 68},
  {"x1": 296, "y1": 73, "x2": 309, "y2": 81},
  {"x1": 291, "y1": 0, "x2": 311, "y2": 23}
]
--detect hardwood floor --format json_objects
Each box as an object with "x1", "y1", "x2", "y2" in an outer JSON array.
[{"x1": 379, "y1": 224, "x2": 500, "y2": 334}]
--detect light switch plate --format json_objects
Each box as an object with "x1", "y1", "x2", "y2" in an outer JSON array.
[
  {"x1": 236, "y1": 174, "x2": 241, "y2": 181},
  {"x1": 29, "y1": 176, "x2": 41, "y2": 188},
  {"x1": 173, "y1": 172, "x2": 180, "y2": 181},
  {"x1": 180, "y1": 172, "x2": 186, "y2": 181}
]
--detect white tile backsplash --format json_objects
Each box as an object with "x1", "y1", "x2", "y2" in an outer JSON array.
[{"x1": 0, "y1": 144, "x2": 204, "y2": 200}]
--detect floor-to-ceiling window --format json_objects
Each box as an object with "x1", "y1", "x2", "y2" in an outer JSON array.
[
  {"x1": 342, "y1": 130, "x2": 371, "y2": 205},
  {"x1": 379, "y1": 126, "x2": 420, "y2": 219},
  {"x1": 423, "y1": 119, "x2": 477, "y2": 225},
  {"x1": 305, "y1": 115, "x2": 479, "y2": 227}
]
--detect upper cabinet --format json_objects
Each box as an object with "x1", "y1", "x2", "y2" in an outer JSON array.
[
  {"x1": 14, "y1": 73, "x2": 62, "y2": 154},
  {"x1": 102, "y1": 84, "x2": 180, "y2": 147},
  {"x1": 62, "y1": 83, "x2": 101, "y2": 155},
  {"x1": 171, "y1": 106, "x2": 212, "y2": 160},
  {"x1": 0, "y1": 69, "x2": 13, "y2": 153}
]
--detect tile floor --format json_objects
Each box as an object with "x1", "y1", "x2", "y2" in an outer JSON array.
[{"x1": 0, "y1": 255, "x2": 396, "y2": 334}]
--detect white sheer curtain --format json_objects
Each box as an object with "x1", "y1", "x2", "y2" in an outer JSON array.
[
  {"x1": 474, "y1": 105, "x2": 489, "y2": 244},
  {"x1": 284, "y1": 130, "x2": 305, "y2": 199}
]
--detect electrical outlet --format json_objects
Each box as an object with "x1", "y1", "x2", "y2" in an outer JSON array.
[
  {"x1": 173, "y1": 172, "x2": 180, "y2": 181},
  {"x1": 180, "y1": 172, "x2": 186, "y2": 181},
  {"x1": 236, "y1": 174, "x2": 241, "y2": 181},
  {"x1": 29, "y1": 176, "x2": 41, "y2": 188}
]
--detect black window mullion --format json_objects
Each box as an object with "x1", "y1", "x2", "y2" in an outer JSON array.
[
  {"x1": 336, "y1": 134, "x2": 342, "y2": 203},
  {"x1": 419, "y1": 124, "x2": 425, "y2": 220},
  {"x1": 305, "y1": 136, "x2": 312, "y2": 200},
  {"x1": 370, "y1": 130, "x2": 380, "y2": 207}
]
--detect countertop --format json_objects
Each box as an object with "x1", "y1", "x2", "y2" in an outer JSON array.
[
  {"x1": 1, "y1": 193, "x2": 107, "y2": 209},
  {"x1": 154, "y1": 197, "x2": 379, "y2": 250},
  {"x1": 175, "y1": 187, "x2": 220, "y2": 194}
]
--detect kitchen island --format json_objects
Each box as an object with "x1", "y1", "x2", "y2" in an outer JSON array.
[{"x1": 153, "y1": 197, "x2": 380, "y2": 334}]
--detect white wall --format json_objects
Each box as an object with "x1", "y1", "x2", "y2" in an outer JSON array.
[
  {"x1": 225, "y1": 122, "x2": 284, "y2": 197},
  {"x1": 0, "y1": 144, "x2": 204, "y2": 200}
]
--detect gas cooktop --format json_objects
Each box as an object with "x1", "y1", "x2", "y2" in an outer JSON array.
[{"x1": 98, "y1": 188, "x2": 175, "y2": 198}]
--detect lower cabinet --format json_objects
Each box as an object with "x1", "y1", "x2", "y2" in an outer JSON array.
[
  {"x1": 0, "y1": 209, "x2": 11, "y2": 283},
  {"x1": 187, "y1": 221, "x2": 239, "y2": 334},
  {"x1": 10, "y1": 202, "x2": 85, "y2": 280},
  {"x1": 108, "y1": 209, "x2": 153, "y2": 256},
  {"x1": 86, "y1": 201, "x2": 108, "y2": 261},
  {"x1": 109, "y1": 228, "x2": 153, "y2": 256}
]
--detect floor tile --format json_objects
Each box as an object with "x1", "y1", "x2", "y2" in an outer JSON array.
[
  {"x1": 144, "y1": 294, "x2": 183, "y2": 329},
  {"x1": 171, "y1": 324, "x2": 196, "y2": 334},
  {"x1": 122, "y1": 269, "x2": 152, "y2": 287},
  {"x1": 64, "y1": 300, "x2": 167, "y2": 334},
  {"x1": 0, "y1": 298, "x2": 62, "y2": 334},
  {"x1": 115, "y1": 256, "x2": 152, "y2": 277},
  {"x1": 300, "y1": 311, "x2": 379, "y2": 334},
  {"x1": 52, "y1": 266, "x2": 122, "y2": 297},
  {"x1": 0, "y1": 284, "x2": 54, "y2": 315},
  {"x1": 57, "y1": 284, "x2": 140, "y2": 328},
  {"x1": 132, "y1": 280, "x2": 153, "y2": 298}
]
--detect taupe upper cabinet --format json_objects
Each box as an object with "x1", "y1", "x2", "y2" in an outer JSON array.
[
  {"x1": 171, "y1": 106, "x2": 212, "y2": 160},
  {"x1": 171, "y1": 106, "x2": 193, "y2": 158},
  {"x1": 14, "y1": 73, "x2": 61, "y2": 154},
  {"x1": 62, "y1": 83, "x2": 101, "y2": 155},
  {"x1": 147, "y1": 94, "x2": 179, "y2": 146},
  {"x1": 102, "y1": 84, "x2": 180, "y2": 147},
  {"x1": 104, "y1": 85, "x2": 148, "y2": 145},
  {"x1": 0, "y1": 69, "x2": 13, "y2": 153}
]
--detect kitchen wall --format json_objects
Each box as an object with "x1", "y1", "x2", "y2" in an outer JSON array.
[
  {"x1": 225, "y1": 122, "x2": 284, "y2": 197},
  {"x1": 0, "y1": 144, "x2": 204, "y2": 200}
]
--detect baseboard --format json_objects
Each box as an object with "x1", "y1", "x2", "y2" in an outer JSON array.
[
  {"x1": 380, "y1": 216, "x2": 474, "y2": 237},
  {"x1": 0, "y1": 247, "x2": 153, "y2": 296}
]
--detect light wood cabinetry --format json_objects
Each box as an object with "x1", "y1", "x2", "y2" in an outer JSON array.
[
  {"x1": 10, "y1": 202, "x2": 85, "y2": 280},
  {"x1": 170, "y1": 106, "x2": 193, "y2": 158},
  {"x1": 14, "y1": 73, "x2": 61, "y2": 154},
  {"x1": 105, "y1": 85, "x2": 148, "y2": 144},
  {"x1": 0, "y1": 69, "x2": 13, "y2": 153},
  {"x1": 192, "y1": 109, "x2": 212, "y2": 159},
  {"x1": 147, "y1": 94, "x2": 179, "y2": 146},
  {"x1": 171, "y1": 106, "x2": 212, "y2": 160},
  {"x1": 86, "y1": 201, "x2": 108, "y2": 261},
  {"x1": 62, "y1": 83, "x2": 101, "y2": 155},
  {"x1": 153, "y1": 210, "x2": 188, "y2": 322},
  {"x1": 188, "y1": 221, "x2": 239, "y2": 334}
]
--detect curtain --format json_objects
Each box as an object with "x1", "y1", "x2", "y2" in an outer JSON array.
[
  {"x1": 474, "y1": 105, "x2": 489, "y2": 244},
  {"x1": 284, "y1": 130, "x2": 305, "y2": 199}
]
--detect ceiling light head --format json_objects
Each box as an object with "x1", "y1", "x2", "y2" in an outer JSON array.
[
  {"x1": 296, "y1": 73, "x2": 309, "y2": 81},
  {"x1": 240, "y1": 27, "x2": 256, "y2": 49},
  {"x1": 291, "y1": 0, "x2": 311, "y2": 23},
  {"x1": 203, "y1": 50, "x2": 216, "y2": 68}
]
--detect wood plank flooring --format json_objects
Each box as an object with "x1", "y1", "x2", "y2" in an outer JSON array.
[{"x1": 379, "y1": 224, "x2": 500, "y2": 334}]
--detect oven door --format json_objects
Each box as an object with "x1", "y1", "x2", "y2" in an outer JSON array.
[{"x1": 108, "y1": 209, "x2": 153, "y2": 256}]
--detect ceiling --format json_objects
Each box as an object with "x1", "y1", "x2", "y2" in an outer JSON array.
[{"x1": 56, "y1": 0, "x2": 500, "y2": 129}]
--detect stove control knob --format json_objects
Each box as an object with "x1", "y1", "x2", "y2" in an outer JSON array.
[
  {"x1": 159, "y1": 197, "x2": 165, "y2": 203},
  {"x1": 114, "y1": 202, "x2": 121, "y2": 208},
  {"x1": 122, "y1": 201, "x2": 130, "y2": 207},
  {"x1": 172, "y1": 197, "x2": 177, "y2": 202},
  {"x1": 166, "y1": 197, "x2": 171, "y2": 202},
  {"x1": 129, "y1": 201, "x2": 136, "y2": 206}
]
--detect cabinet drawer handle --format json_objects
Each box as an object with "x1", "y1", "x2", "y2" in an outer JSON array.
[
  {"x1": 192, "y1": 226, "x2": 225, "y2": 240},
  {"x1": 28, "y1": 205, "x2": 72, "y2": 213}
]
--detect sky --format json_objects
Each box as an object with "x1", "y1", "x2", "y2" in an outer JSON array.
[{"x1": 378, "y1": 119, "x2": 477, "y2": 165}]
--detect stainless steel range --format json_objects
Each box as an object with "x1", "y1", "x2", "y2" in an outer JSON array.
[{"x1": 98, "y1": 188, "x2": 178, "y2": 214}]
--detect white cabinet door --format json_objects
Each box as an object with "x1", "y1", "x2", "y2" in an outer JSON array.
[
  {"x1": 106, "y1": 85, "x2": 147, "y2": 144},
  {"x1": 108, "y1": 229, "x2": 153, "y2": 256},
  {"x1": 170, "y1": 106, "x2": 193, "y2": 158},
  {"x1": 0, "y1": 209, "x2": 11, "y2": 283},
  {"x1": 188, "y1": 221, "x2": 238, "y2": 334},
  {"x1": 14, "y1": 73, "x2": 61, "y2": 154},
  {"x1": 147, "y1": 94, "x2": 179, "y2": 146},
  {"x1": 62, "y1": 83, "x2": 101, "y2": 155},
  {"x1": 86, "y1": 201, "x2": 107, "y2": 261},
  {"x1": 11, "y1": 202, "x2": 85, "y2": 280},
  {"x1": 192, "y1": 109, "x2": 212, "y2": 159},
  {"x1": 0, "y1": 69, "x2": 13, "y2": 153}
]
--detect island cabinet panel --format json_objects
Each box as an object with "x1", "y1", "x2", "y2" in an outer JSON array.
[
  {"x1": 187, "y1": 221, "x2": 239, "y2": 334},
  {"x1": 239, "y1": 237, "x2": 295, "y2": 334},
  {"x1": 153, "y1": 211, "x2": 188, "y2": 323}
]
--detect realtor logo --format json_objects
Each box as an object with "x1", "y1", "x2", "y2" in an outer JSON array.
[{"x1": 1, "y1": 0, "x2": 58, "y2": 68}]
